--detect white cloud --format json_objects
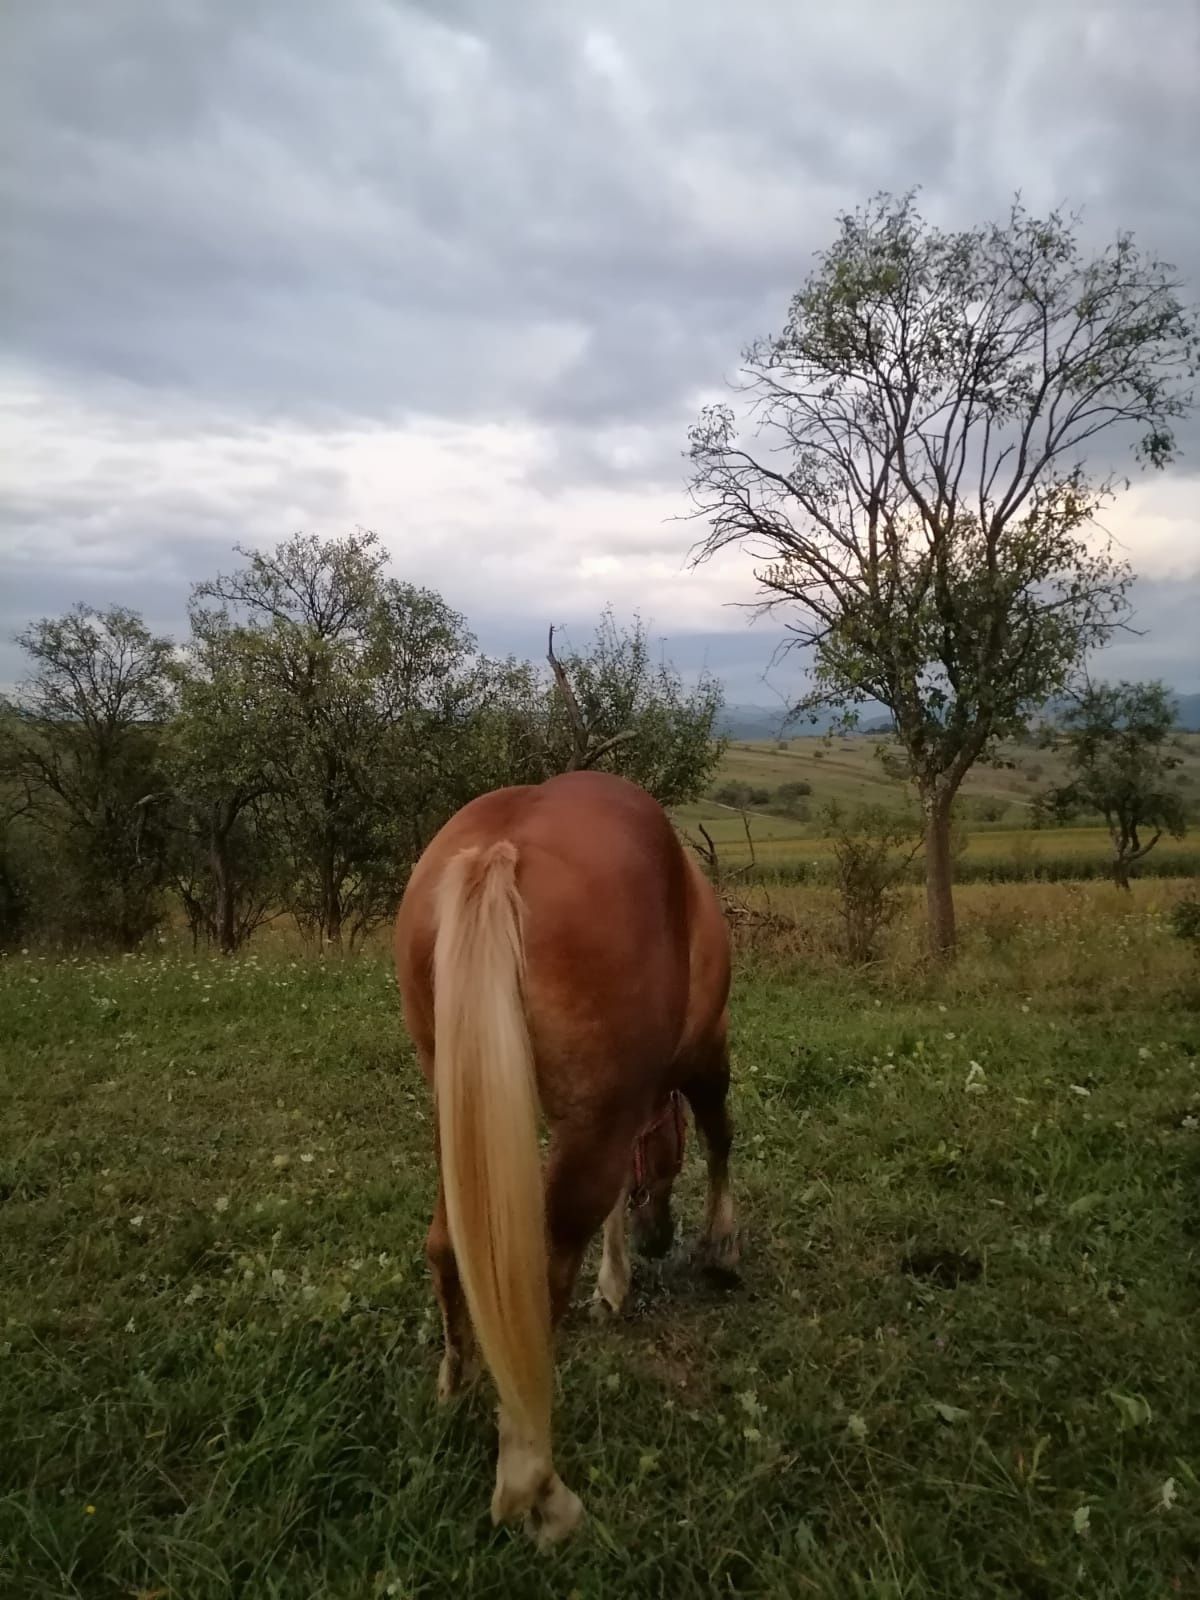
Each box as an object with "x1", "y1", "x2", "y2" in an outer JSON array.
[{"x1": 0, "y1": 374, "x2": 755, "y2": 645}]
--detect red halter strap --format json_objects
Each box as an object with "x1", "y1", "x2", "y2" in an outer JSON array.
[{"x1": 629, "y1": 1090, "x2": 687, "y2": 1207}]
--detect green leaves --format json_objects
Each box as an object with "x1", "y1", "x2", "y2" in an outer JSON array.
[
  {"x1": 541, "y1": 608, "x2": 725, "y2": 806},
  {"x1": 183, "y1": 531, "x2": 483, "y2": 946},
  {"x1": 2, "y1": 605, "x2": 177, "y2": 947},
  {"x1": 930, "y1": 1401, "x2": 970, "y2": 1425},
  {"x1": 1106, "y1": 1389, "x2": 1153, "y2": 1431}
]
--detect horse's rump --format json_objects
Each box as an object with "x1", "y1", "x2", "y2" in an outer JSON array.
[{"x1": 397, "y1": 770, "x2": 716, "y2": 1119}]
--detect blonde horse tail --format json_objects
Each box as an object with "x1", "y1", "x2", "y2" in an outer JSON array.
[{"x1": 432, "y1": 841, "x2": 552, "y2": 1467}]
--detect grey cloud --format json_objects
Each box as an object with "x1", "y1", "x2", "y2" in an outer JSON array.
[
  {"x1": 1102, "y1": 573, "x2": 1200, "y2": 690},
  {"x1": 2, "y1": 0, "x2": 1198, "y2": 694},
  {"x1": 7, "y1": 0, "x2": 1194, "y2": 436}
]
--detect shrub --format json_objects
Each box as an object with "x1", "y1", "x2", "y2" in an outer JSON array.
[
  {"x1": 1169, "y1": 896, "x2": 1200, "y2": 953},
  {"x1": 713, "y1": 782, "x2": 770, "y2": 809},
  {"x1": 824, "y1": 802, "x2": 921, "y2": 965},
  {"x1": 771, "y1": 779, "x2": 814, "y2": 819}
]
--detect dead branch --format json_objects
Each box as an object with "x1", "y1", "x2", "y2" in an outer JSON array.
[
  {"x1": 546, "y1": 624, "x2": 637, "y2": 771},
  {"x1": 680, "y1": 811, "x2": 791, "y2": 933},
  {"x1": 547, "y1": 625, "x2": 589, "y2": 768}
]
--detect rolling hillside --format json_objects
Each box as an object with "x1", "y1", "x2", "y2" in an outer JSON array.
[{"x1": 676, "y1": 732, "x2": 1200, "y2": 874}]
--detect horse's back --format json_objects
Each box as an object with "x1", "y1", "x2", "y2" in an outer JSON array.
[{"x1": 395, "y1": 772, "x2": 724, "y2": 1108}]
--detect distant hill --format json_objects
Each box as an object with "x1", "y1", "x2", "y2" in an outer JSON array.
[
  {"x1": 716, "y1": 703, "x2": 885, "y2": 740},
  {"x1": 718, "y1": 690, "x2": 1200, "y2": 741}
]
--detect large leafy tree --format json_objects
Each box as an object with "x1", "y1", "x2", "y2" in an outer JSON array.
[
  {"x1": 688, "y1": 192, "x2": 1197, "y2": 956},
  {"x1": 189, "y1": 530, "x2": 482, "y2": 947},
  {"x1": 165, "y1": 623, "x2": 282, "y2": 952},
  {"x1": 0, "y1": 605, "x2": 175, "y2": 947},
  {"x1": 1039, "y1": 680, "x2": 1188, "y2": 888},
  {"x1": 0, "y1": 759, "x2": 33, "y2": 947}
]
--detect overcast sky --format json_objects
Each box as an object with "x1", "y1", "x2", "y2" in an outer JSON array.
[{"x1": 2, "y1": 0, "x2": 1198, "y2": 702}]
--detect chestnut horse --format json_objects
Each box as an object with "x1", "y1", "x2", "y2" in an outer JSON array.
[{"x1": 393, "y1": 770, "x2": 736, "y2": 1544}]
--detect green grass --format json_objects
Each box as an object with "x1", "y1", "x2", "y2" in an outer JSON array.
[{"x1": 2, "y1": 915, "x2": 1199, "y2": 1597}]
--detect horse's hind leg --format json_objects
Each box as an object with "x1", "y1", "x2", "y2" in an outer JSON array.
[
  {"x1": 545, "y1": 1118, "x2": 637, "y2": 1324},
  {"x1": 683, "y1": 1034, "x2": 739, "y2": 1267},
  {"x1": 426, "y1": 1179, "x2": 477, "y2": 1400},
  {"x1": 493, "y1": 1118, "x2": 631, "y2": 1547}
]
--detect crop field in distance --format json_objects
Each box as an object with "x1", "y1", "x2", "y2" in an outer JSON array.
[{"x1": 675, "y1": 733, "x2": 1200, "y2": 880}]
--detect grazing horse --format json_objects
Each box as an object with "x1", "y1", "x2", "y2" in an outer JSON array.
[{"x1": 393, "y1": 769, "x2": 736, "y2": 1544}]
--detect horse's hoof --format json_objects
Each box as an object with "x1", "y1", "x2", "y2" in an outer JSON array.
[
  {"x1": 524, "y1": 1476, "x2": 585, "y2": 1549},
  {"x1": 590, "y1": 1287, "x2": 625, "y2": 1321},
  {"x1": 705, "y1": 1225, "x2": 741, "y2": 1266}
]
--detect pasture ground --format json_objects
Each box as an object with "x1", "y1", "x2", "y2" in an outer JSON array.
[{"x1": 2, "y1": 881, "x2": 1199, "y2": 1598}]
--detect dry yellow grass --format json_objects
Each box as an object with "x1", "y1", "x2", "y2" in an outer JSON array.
[{"x1": 733, "y1": 876, "x2": 1197, "y2": 1004}]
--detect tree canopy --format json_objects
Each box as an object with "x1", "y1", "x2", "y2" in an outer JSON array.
[
  {"x1": 1, "y1": 606, "x2": 175, "y2": 948},
  {"x1": 1, "y1": 535, "x2": 724, "y2": 951}
]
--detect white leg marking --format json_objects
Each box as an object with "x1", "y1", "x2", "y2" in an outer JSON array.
[{"x1": 594, "y1": 1187, "x2": 631, "y2": 1314}]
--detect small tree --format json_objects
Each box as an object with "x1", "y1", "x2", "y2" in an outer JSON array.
[
  {"x1": 1039, "y1": 681, "x2": 1187, "y2": 888},
  {"x1": 0, "y1": 606, "x2": 175, "y2": 947},
  {"x1": 774, "y1": 779, "x2": 813, "y2": 817},
  {"x1": 688, "y1": 192, "x2": 1198, "y2": 956}
]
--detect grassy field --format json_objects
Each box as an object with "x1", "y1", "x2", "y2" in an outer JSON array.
[
  {"x1": 676, "y1": 815, "x2": 1200, "y2": 882},
  {"x1": 676, "y1": 733, "x2": 1200, "y2": 881},
  {"x1": 2, "y1": 884, "x2": 1199, "y2": 1597}
]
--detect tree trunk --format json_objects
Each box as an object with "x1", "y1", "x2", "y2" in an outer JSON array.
[
  {"x1": 211, "y1": 838, "x2": 236, "y2": 953},
  {"x1": 321, "y1": 851, "x2": 343, "y2": 951},
  {"x1": 1113, "y1": 855, "x2": 1132, "y2": 892},
  {"x1": 922, "y1": 788, "x2": 957, "y2": 960}
]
